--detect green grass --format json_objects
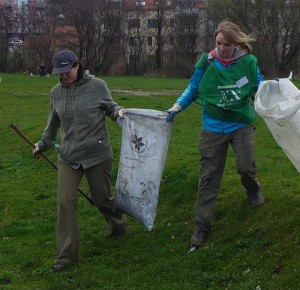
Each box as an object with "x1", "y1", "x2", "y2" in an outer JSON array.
[{"x1": 0, "y1": 73, "x2": 299, "y2": 289}]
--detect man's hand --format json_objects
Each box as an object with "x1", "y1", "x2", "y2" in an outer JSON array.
[
  {"x1": 118, "y1": 109, "x2": 127, "y2": 119},
  {"x1": 32, "y1": 143, "x2": 41, "y2": 159},
  {"x1": 166, "y1": 104, "x2": 182, "y2": 122}
]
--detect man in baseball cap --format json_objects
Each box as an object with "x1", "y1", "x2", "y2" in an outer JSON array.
[{"x1": 52, "y1": 50, "x2": 78, "y2": 75}]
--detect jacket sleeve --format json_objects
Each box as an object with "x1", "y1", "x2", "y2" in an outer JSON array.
[
  {"x1": 38, "y1": 94, "x2": 60, "y2": 151},
  {"x1": 99, "y1": 80, "x2": 123, "y2": 121},
  {"x1": 256, "y1": 67, "x2": 264, "y2": 91},
  {"x1": 176, "y1": 68, "x2": 205, "y2": 110}
]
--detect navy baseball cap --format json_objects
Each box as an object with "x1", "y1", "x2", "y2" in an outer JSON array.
[{"x1": 52, "y1": 50, "x2": 78, "y2": 75}]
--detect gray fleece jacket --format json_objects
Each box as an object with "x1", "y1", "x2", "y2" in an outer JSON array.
[{"x1": 38, "y1": 72, "x2": 122, "y2": 169}]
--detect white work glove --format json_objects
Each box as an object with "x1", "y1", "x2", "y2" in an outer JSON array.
[
  {"x1": 118, "y1": 109, "x2": 127, "y2": 119},
  {"x1": 166, "y1": 104, "x2": 182, "y2": 121},
  {"x1": 32, "y1": 143, "x2": 41, "y2": 159}
]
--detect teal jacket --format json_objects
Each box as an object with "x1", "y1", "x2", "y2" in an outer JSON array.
[{"x1": 175, "y1": 50, "x2": 263, "y2": 133}]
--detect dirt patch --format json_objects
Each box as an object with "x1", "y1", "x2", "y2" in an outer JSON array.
[{"x1": 111, "y1": 89, "x2": 181, "y2": 96}]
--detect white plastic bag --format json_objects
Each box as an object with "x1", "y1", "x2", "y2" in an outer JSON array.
[
  {"x1": 115, "y1": 109, "x2": 173, "y2": 230},
  {"x1": 254, "y1": 79, "x2": 300, "y2": 173}
]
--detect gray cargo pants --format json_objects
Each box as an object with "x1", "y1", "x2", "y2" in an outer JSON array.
[
  {"x1": 195, "y1": 125, "x2": 260, "y2": 232},
  {"x1": 55, "y1": 159, "x2": 126, "y2": 266}
]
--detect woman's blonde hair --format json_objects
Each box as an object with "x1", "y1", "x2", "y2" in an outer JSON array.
[{"x1": 214, "y1": 20, "x2": 256, "y2": 53}]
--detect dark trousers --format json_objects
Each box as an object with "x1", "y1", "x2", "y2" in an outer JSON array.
[
  {"x1": 195, "y1": 125, "x2": 260, "y2": 232},
  {"x1": 55, "y1": 159, "x2": 126, "y2": 265}
]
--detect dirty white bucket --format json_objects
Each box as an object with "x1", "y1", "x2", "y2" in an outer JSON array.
[{"x1": 115, "y1": 109, "x2": 173, "y2": 230}]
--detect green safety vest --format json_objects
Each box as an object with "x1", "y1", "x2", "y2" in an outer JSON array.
[{"x1": 194, "y1": 53, "x2": 258, "y2": 124}]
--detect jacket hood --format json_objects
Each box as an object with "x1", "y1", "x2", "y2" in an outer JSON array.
[
  {"x1": 211, "y1": 48, "x2": 247, "y2": 61},
  {"x1": 59, "y1": 70, "x2": 95, "y2": 87}
]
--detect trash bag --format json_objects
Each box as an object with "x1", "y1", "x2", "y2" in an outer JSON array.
[
  {"x1": 115, "y1": 109, "x2": 173, "y2": 230},
  {"x1": 254, "y1": 79, "x2": 300, "y2": 173}
]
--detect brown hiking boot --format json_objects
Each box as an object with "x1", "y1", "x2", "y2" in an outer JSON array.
[{"x1": 190, "y1": 226, "x2": 208, "y2": 247}]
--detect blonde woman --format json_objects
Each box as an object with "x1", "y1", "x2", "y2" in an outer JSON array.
[{"x1": 166, "y1": 20, "x2": 265, "y2": 249}]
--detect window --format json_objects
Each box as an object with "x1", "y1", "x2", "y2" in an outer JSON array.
[
  {"x1": 129, "y1": 55, "x2": 140, "y2": 64},
  {"x1": 129, "y1": 37, "x2": 140, "y2": 46},
  {"x1": 136, "y1": 1, "x2": 146, "y2": 6},
  {"x1": 147, "y1": 55, "x2": 156, "y2": 69},
  {"x1": 104, "y1": 18, "x2": 120, "y2": 32},
  {"x1": 109, "y1": 0, "x2": 121, "y2": 8},
  {"x1": 148, "y1": 19, "x2": 158, "y2": 28},
  {"x1": 148, "y1": 37, "x2": 152, "y2": 46},
  {"x1": 208, "y1": 20, "x2": 215, "y2": 33},
  {"x1": 129, "y1": 19, "x2": 140, "y2": 29},
  {"x1": 170, "y1": 18, "x2": 174, "y2": 28},
  {"x1": 170, "y1": 36, "x2": 174, "y2": 46}
]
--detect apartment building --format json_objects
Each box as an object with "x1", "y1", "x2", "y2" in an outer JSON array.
[
  {"x1": 102, "y1": 0, "x2": 208, "y2": 73},
  {"x1": 1, "y1": 0, "x2": 208, "y2": 74},
  {"x1": 0, "y1": 0, "x2": 19, "y2": 13},
  {"x1": 0, "y1": 0, "x2": 20, "y2": 31}
]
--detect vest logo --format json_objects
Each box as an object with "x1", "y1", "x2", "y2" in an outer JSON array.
[
  {"x1": 217, "y1": 86, "x2": 243, "y2": 108},
  {"x1": 220, "y1": 89, "x2": 242, "y2": 102}
]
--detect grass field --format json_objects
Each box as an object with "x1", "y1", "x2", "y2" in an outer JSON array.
[{"x1": 0, "y1": 73, "x2": 299, "y2": 289}]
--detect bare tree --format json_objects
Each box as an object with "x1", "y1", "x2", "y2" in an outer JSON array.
[
  {"x1": 122, "y1": 2, "x2": 159, "y2": 75},
  {"x1": 20, "y1": 0, "x2": 64, "y2": 74},
  {"x1": 250, "y1": 0, "x2": 300, "y2": 76},
  {"x1": 49, "y1": 0, "x2": 124, "y2": 74},
  {"x1": 208, "y1": 0, "x2": 300, "y2": 77},
  {"x1": 152, "y1": 0, "x2": 174, "y2": 70},
  {"x1": 172, "y1": 2, "x2": 206, "y2": 77},
  {"x1": 124, "y1": 14, "x2": 147, "y2": 75},
  {"x1": 97, "y1": 2, "x2": 124, "y2": 74},
  {"x1": 0, "y1": 4, "x2": 14, "y2": 72}
]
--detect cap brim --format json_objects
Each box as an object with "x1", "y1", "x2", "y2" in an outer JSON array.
[{"x1": 52, "y1": 64, "x2": 73, "y2": 75}]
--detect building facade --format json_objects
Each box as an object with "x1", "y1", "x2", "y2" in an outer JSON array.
[
  {"x1": 1, "y1": 0, "x2": 208, "y2": 75},
  {"x1": 103, "y1": 0, "x2": 208, "y2": 74}
]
